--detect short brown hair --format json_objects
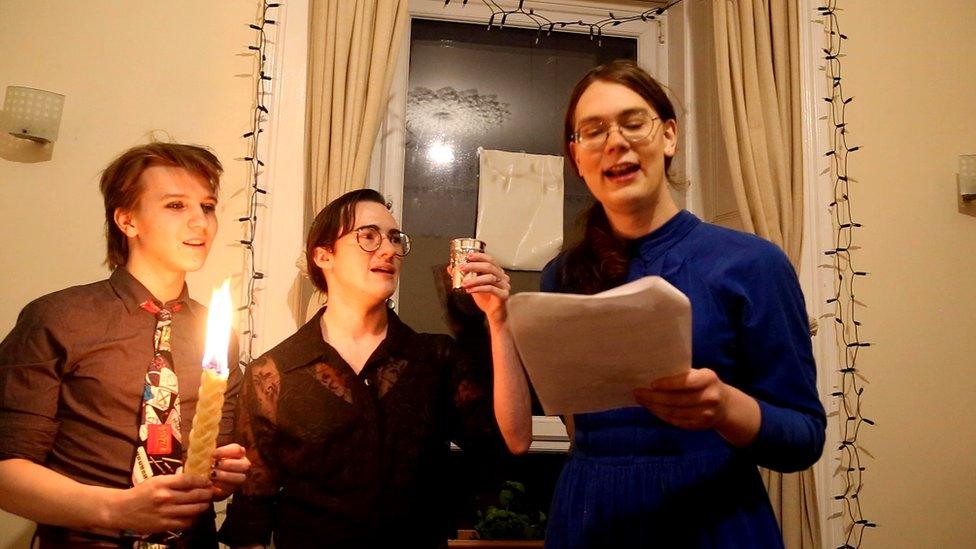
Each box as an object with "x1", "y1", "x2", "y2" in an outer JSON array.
[
  {"x1": 306, "y1": 189, "x2": 388, "y2": 293},
  {"x1": 100, "y1": 142, "x2": 223, "y2": 269}
]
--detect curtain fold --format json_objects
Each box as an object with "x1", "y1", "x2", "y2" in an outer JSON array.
[
  {"x1": 713, "y1": 0, "x2": 803, "y2": 264},
  {"x1": 713, "y1": 1, "x2": 820, "y2": 548},
  {"x1": 307, "y1": 0, "x2": 408, "y2": 213}
]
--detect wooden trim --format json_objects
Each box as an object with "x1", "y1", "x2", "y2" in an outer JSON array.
[
  {"x1": 251, "y1": 0, "x2": 310, "y2": 353},
  {"x1": 797, "y1": 0, "x2": 841, "y2": 546}
]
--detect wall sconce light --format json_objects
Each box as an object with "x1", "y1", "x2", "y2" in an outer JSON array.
[
  {"x1": 0, "y1": 86, "x2": 65, "y2": 144},
  {"x1": 958, "y1": 154, "x2": 976, "y2": 217}
]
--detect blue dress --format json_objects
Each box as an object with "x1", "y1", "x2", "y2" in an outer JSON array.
[{"x1": 540, "y1": 211, "x2": 826, "y2": 549}]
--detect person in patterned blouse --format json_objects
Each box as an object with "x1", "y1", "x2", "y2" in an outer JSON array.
[{"x1": 220, "y1": 189, "x2": 531, "y2": 549}]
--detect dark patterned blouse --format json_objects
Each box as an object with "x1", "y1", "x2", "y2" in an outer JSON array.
[{"x1": 219, "y1": 307, "x2": 501, "y2": 549}]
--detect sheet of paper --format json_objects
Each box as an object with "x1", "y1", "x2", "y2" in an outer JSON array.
[
  {"x1": 507, "y1": 276, "x2": 692, "y2": 416},
  {"x1": 476, "y1": 148, "x2": 563, "y2": 271}
]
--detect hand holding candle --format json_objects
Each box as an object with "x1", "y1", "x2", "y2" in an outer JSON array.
[{"x1": 184, "y1": 279, "x2": 233, "y2": 478}]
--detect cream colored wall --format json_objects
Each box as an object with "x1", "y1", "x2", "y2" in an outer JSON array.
[
  {"x1": 0, "y1": 0, "x2": 253, "y2": 544},
  {"x1": 842, "y1": 2, "x2": 976, "y2": 547}
]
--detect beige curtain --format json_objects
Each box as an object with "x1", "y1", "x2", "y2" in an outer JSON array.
[
  {"x1": 713, "y1": 1, "x2": 820, "y2": 548},
  {"x1": 713, "y1": 0, "x2": 803, "y2": 265},
  {"x1": 307, "y1": 0, "x2": 408, "y2": 212}
]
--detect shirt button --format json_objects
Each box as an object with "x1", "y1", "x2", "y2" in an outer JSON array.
[{"x1": 364, "y1": 378, "x2": 370, "y2": 386}]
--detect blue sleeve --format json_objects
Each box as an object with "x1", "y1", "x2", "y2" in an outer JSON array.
[{"x1": 729, "y1": 244, "x2": 826, "y2": 472}]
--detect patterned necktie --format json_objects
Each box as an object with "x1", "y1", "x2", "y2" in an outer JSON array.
[{"x1": 132, "y1": 300, "x2": 185, "y2": 547}]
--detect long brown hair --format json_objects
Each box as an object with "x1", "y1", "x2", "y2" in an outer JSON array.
[{"x1": 559, "y1": 60, "x2": 677, "y2": 294}]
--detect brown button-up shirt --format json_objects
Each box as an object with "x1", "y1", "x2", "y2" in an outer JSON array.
[{"x1": 0, "y1": 268, "x2": 241, "y2": 542}]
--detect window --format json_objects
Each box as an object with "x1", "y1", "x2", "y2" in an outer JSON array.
[{"x1": 398, "y1": 18, "x2": 638, "y2": 335}]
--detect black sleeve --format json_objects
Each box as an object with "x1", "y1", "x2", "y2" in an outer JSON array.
[
  {"x1": 441, "y1": 330, "x2": 505, "y2": 456},
  {"x1": 219, "y1": 355, "x2": 281, "y2": 546}
]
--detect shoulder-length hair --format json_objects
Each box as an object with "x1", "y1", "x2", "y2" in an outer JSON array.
[{"x1": 559, "y1": 60, "x2": 677, "y2": 294}]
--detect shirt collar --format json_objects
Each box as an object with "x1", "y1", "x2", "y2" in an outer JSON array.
[
  {"x1": 108, "y1": 267, "x2": 190, "y2": 315},
  {"x1": 278, "y1": 306, "x2": 415, "y2": 373},
  {"x1": 627, "y1": 209, "x2": 701, "y2": 263}
]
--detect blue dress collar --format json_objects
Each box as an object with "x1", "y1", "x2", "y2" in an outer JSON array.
[{"x1": 627, "y1": 210, "x2": 701, "y2": 263}]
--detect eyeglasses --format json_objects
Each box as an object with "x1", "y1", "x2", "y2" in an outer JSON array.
[
  {"x1": 572, "y1": 113, "x2": 660, "y2": 150},
  {"x1": 348, "y1": 226, "x2": 411, "y2": 257}
]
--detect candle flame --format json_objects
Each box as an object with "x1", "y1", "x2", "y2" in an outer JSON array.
[{"x1": 202, "y1": 279, "x2": 232, "y2": 378}]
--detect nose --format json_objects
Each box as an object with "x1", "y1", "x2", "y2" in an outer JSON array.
[
  {"x1": 376, "y1": 235, "x2": 398, "y2": 258},
  {"x1": 604, "y1": 125, "x2": 631, "y2": 153},
  {"x1": 187, "y1": 205, "x2": 209, "y2": 231}
]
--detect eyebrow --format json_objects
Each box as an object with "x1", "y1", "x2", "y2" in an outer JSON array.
[
  {"x1": 159, "y1": 193, "x2": 218, "y2": 203},
  {"x1": 354, "y1": 224, "x2": 403, "y2": 234},
  {"x1": 576, "y1": 108, "x2": 652, "y2": 126}
]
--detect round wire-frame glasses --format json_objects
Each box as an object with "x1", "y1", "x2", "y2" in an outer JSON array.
[{"x1": 350, "y1": 226, "x2": 411, "y2": 257}]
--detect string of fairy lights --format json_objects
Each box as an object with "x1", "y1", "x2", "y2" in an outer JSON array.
[
  {"x1": 443, "y1": 0, "x2": 685, "y2": 45},
  {"x1": 237, "y1": 1, "x2": 280, "y2": 367},
  {"x1": 817, "y1": 1, "x2": 876, "y2": 547}
]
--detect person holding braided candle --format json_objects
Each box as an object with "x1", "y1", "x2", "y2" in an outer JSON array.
[{"x1": 0, "y1": 142, "x2": 251, "y2": 547}]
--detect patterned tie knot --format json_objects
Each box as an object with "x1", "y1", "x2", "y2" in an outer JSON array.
[{"x1": 140, "y1": 299, "x2": 184, "y2": 320}]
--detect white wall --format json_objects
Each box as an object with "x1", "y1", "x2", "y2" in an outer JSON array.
[
  {"x1": 841, "y1": 2, "x2": 976, "y2": 547},
  {"x1": 0, "y1": 1, "x2": 253, "y2": 543}
]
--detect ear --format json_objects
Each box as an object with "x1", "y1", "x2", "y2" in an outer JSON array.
[
  {"x1": 311, "y1": 245, "x2": 334, "y2": 272},
  {"x1": 661, "y1": 119, "x2": 678, "y2": 158},
  {"x1": 113, "y1": 208, "x2": 138, "y2": 238}
]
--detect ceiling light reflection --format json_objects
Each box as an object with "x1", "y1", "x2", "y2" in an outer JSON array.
[{"x1": 426, "y1": 141, "x2": 455, "y2": 166}]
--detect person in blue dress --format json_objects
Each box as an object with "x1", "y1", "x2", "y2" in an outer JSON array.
[{"x1": 522, "y1": 59, "x2": 826, "y2": 548}]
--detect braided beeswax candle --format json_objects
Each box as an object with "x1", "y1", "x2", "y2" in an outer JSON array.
[{"x1": 185, "y1": 280, "x2": 232, "y2": 477}]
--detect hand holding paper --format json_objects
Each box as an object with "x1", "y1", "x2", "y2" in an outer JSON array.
[{"x1": 507, "y1": 276, "x2": 692, "y2": 415}]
